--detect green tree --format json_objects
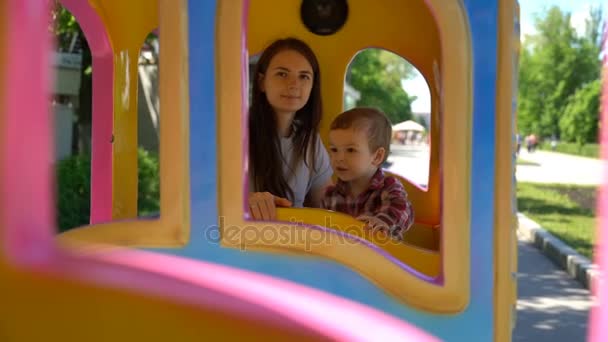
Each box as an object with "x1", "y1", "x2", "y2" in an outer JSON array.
[
  {"x1": 559, "y1": 79, "x2": 600, "y2": 145},
  {"x1": 517, "y1": 6, "x2": 603, "y2": 142},
  {"x1": 56, "y1": 149, "x2": 160, "y2": 232},
  {"x1": 413, "y1": 114, "x2": 428, "y2": 130},
  {"x1": 517, "y1": 45, "x2": 542, "y2": 135},
  {"x1": 50, "y1": 2, "x2": 79, "y2": 47},
  {"x1": 346, "y1": 49, "x2": 415, "y2": 124}
]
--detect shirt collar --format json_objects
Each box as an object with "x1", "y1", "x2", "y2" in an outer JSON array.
[{"x1": 335, "y1": 168, "x2": 385, "y2": 196}]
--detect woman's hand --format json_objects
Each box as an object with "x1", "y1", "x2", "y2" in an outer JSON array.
[{"x1": 248, "y1": 192, "x2": 292, "y2": 220}]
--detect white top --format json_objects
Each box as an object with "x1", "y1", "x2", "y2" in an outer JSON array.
[{"x1": 250, "y1": 133, "x2": 333, "y2": 208}]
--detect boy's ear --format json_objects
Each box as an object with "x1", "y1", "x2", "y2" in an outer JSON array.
[
  {"x1": 258, "y1": 73, "x2": 265, "y2": 92},
  {"x1": 372, "y1": 147, "x2": 386, "y2": 166}
]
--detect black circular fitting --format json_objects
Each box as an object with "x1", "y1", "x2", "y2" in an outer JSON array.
[{"x1": 300, "y1": 0, "x2": 348, "y2": 36}]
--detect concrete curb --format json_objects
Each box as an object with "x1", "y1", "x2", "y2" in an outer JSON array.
[{"x1": 517, "y1": 213, "x2": 600, "y2": 290}]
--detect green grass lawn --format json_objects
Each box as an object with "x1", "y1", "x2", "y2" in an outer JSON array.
[
  {"x1": 538, "y1": 142, "x2": 600, "y2": 159},
  {"x1": 517, "y1": 182, "x2": 597, "y2": 258}
]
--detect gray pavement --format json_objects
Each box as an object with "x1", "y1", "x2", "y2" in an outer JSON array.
[
  {"x1": 514, "y1": 232, "x2": 594, "y2": 341},
  {"x1": 517, "y1": 149, "x2": 604, "y2": 185},
  {"x1": 387, "y1": 144, "x2": 599, "y2": 341},
  {"x1": 386, "y1": 144, "x2": 430, "y2": 187}
]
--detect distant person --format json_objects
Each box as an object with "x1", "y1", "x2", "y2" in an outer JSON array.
[{"x1": 529, "y1": 134, "x2": 537, "y2": 152}]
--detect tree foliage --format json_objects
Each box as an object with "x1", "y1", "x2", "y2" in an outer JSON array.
[
  {"x1": 559, "y1": 79, "x2": 601, "y2": 145},
  {"x1": 346, "y1": 49, "x2": 415, "y2": 124},
  {"x1": 50, "y1": 1, "x2": 81, "y2": 51},
  {"x1": 517, "y1": 6, "x2": 603, "y2": 144}
]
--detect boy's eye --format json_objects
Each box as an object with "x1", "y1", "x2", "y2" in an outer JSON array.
[
  {"x1": 347, "y1": 148, "x2": 357, "y2": 153},
  {"x1": 329, "y1": 147, "x2": 338, "y2": 153}
]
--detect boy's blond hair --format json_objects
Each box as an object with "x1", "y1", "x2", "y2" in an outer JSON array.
[{"x1": 330, "y1": 107, "x2": 392, "y2": 163}]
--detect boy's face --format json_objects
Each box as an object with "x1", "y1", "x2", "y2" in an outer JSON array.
[{"x1": 328, "y1": 127, "x2": 385, "y2": 183}]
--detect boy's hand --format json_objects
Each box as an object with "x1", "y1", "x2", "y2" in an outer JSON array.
[{"x1": 363, "y1": 222, "x2": 390, "y2": 239}]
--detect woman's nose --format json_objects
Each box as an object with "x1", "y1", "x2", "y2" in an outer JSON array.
[{"x1": 287, "y1": 76, "x2": 298, "y2": 88}]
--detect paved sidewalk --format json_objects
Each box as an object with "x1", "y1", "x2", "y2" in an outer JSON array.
[
  {"x1": 388, "y1": 146, "x2": 605, "y2": 186},
  {"x1": 517, "y1": 150, "x2": 604, "y2": 185},
  {"x1": 386, "y1": 144, "x2": 430, "y2": 187},
  {"x1": 514, "y1": 235, "x2": 594, "y2": 341},
  {"x1": 514, "y1": 150, "x2": 601, "y2": 340}
]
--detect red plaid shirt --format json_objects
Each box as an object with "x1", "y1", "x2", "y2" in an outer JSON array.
[{"x1": 321, "y1": 169, "x2": 414, "y2": 240}]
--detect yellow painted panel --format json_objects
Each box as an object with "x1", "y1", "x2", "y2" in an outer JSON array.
[
  {"x1": 275, "y1": 208, "x2": 441, "y2": 277},
  {"x1": 248, "y1": 0, "x2": 442, "y2": 226},
  {"x1": 88, "y1": 0, "x2": 159, "y2": 219},
  {"x1": 58, "y1": 0, "x2": 190, "y2": 248},
  {"x1": 0, "y1": 261, "x2": 325, "y2": 341},
  {"x1": 494, "y1": 0, "x2": 519, "y2": 340},
  {"x1": 218, "y1": 0, "x2": 472, "y2": 313}
]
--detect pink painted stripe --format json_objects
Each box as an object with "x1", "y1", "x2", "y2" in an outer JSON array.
[
  {"x1": 49, "y1": 249, "x2": 439, "y2": 341},
  {"x1": 242, "y1": 0, "x2": 252, "y2": 214},
  {"x1": 2, "y1": 0, "x2": 55, "y2": 258},
  {"x1": 61, "y1": 0, "x2": 114, "y2": 224},
  {"x1": 589, "y1": 25, "x2": 608, "y2": 342},
  {"x1": 88, "y1": 55, "x2": 114, "y2": 223}
]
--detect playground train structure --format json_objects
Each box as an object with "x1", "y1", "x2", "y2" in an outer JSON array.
[{"x1": 1, "y1": 0, "x2": 607, "y2": 341}]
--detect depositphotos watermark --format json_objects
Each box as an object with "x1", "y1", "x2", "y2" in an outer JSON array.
[{"x1": 201, "y1": 216, "x2": 403, "y2": 251}]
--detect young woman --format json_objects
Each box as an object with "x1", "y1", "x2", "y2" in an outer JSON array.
[{"x1": 248, "y1": 38, "x2": 333, "y2": 220}]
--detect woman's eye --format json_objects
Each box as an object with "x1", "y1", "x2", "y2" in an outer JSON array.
[
  {"x1": 276, "y1": 71, "x2": 287, "y2": 77},
  {"x1": 300, "y1": 74, "x2": 311, "y2": 80}
]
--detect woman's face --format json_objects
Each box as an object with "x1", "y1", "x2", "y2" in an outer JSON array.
[{"x1": 259, "y1": 49, "x2": 314, "y2": 117}]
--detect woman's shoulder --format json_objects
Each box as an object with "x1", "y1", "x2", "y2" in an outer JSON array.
[
  {"x1": 312, "y1": 132, "x2": 328, "y2": 149},
  {"x1": 312, "y1": 133, "x2": 330, "y2": 161}
]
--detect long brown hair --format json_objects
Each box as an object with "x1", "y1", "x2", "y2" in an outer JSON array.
[{"x1": 248, "y1": 38, "x2": 323, "y2": 200}]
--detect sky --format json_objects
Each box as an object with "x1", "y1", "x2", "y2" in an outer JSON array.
[{"x1": 402, "y1": 0, "x2": 606, "y2": 114}]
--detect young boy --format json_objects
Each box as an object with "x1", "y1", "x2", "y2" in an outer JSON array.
[{"x1": 321, "y1": 107, "x2": 414, "y2": 240}]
